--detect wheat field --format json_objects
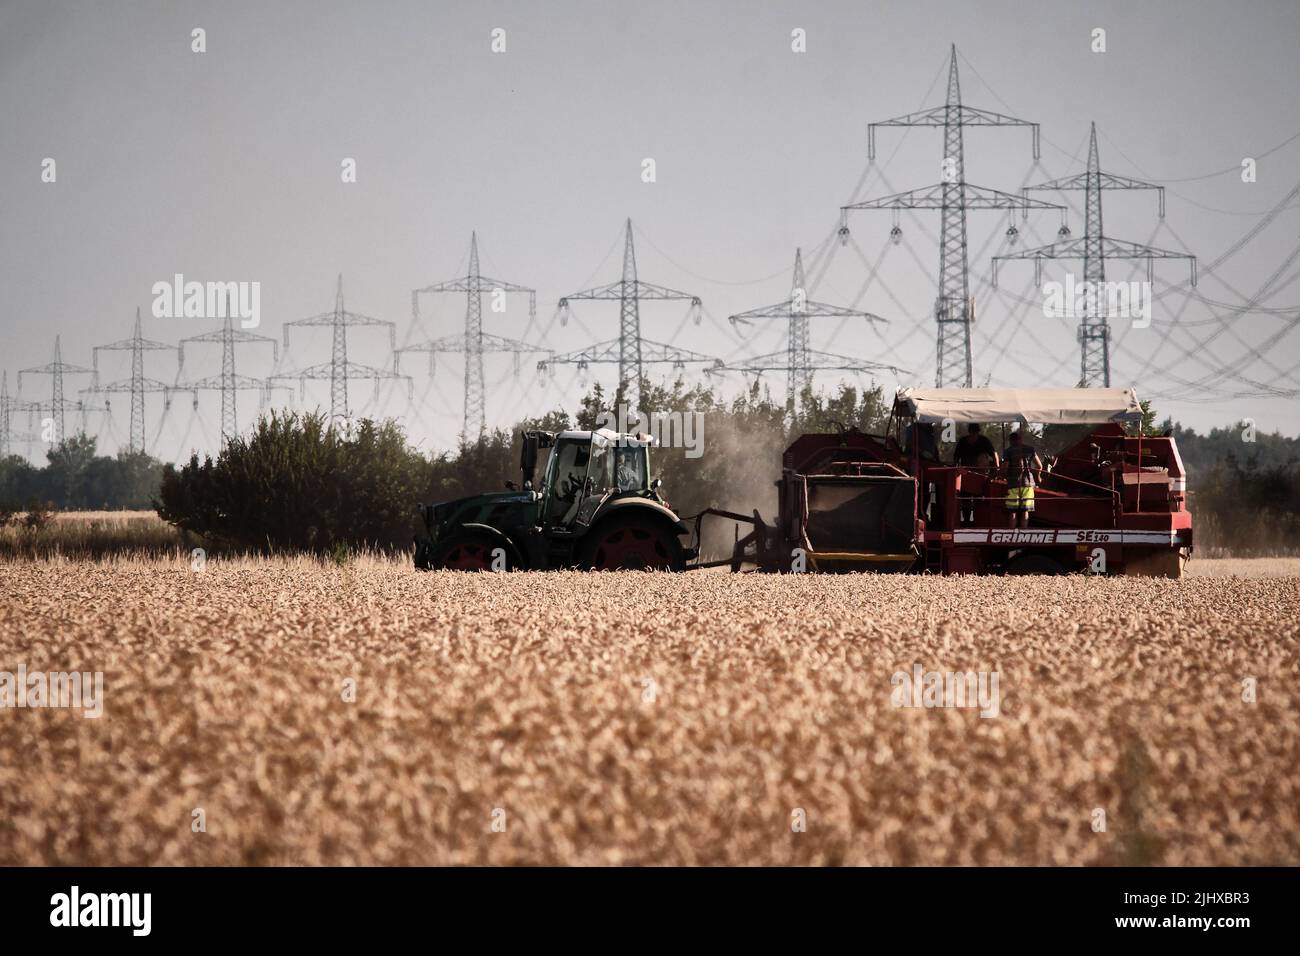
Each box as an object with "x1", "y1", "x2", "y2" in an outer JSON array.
[{"x1": 0, "y1": 555, "x2": 1296, "y2": 866}]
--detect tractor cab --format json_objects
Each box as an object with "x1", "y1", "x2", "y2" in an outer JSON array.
[{"x1": 533, "y1": 429, "x2": 653, "y2": 532}]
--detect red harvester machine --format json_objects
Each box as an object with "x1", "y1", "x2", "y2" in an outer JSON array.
[{"x1": 699, "y1": 387, "x2": 1191, "y2": 577}]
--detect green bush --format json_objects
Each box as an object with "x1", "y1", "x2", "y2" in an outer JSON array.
[{"x1": 156, "y1": 411, "x2": 429, "y2": 553}]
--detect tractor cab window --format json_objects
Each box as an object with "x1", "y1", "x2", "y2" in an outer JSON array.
[
  {"x1": 587, "y1": 435, "x2": 613, "y2": 495},
  {"x1": 574, "y1": 434, "x2": 615, "y2": 526},
  {"x1": 614, "y1": 445, "x2": 647, "y2": 492},
  {"x1": 542, "y1": 437, "x2": 591, "y2": 527}
]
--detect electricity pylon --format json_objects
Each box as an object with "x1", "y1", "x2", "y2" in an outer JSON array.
[
  {"x1": 84, "y1": 309, "x2": 190, "y2": 455},
  {"x1": 178, "y1": 307, "x2": 282, "y2": 442},
  {"x1": 276, "y1": 275, "x2": 411, "y2": 424},
  {"x1": 398, "y1": 233, "x2": 545, "y2": 438},
  {"x1": 546, "y1": 219, "x2": 707, "y2": 402},
  {"x1": 839, "y1": 44, "x2": 1062, "y2": 387},
  {"x1": 17, "y1": 335, "x2": 96, "y2": 445},
  {"x1": 0, "y1": 372, "x2": 39, "y2": 458},
  {"x1": 992, "y1": 122, "x2": 1198, "y2": 386},
  {"x1": 719, "y1": 248, "x2": 896, "y2": 410}
]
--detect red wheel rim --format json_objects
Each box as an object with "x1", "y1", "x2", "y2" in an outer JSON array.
[
  {"x1": 442, "y1": 542, "x2": 494, "y2": 570},
  {"x1": 592, "y1": 526, "x2": 670, "y2": 570}
]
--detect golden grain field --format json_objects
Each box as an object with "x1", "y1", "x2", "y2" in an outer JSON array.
[{"x1": 0, "y1": 555, "x2": 1297, "y2": 866}]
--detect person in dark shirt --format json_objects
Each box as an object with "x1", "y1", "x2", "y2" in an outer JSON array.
[
  {"x1": 953, "y1": 423, "x2": 999, "y2": 469},
  {"x1": 953, "y1": 424, "x2": 999, "y2": 525}
]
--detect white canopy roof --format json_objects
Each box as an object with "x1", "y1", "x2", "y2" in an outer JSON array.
[{"x1": 895, "y1": 387, "x2": 1142, "y2": 425}]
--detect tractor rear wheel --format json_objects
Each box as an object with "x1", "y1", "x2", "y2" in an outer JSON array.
[
  {"x1": 580, "y1": 513, "x2": 685, "y2": 571},
  {"x1": 428, "y1": 533, "x2": 508, "y2": 571}
]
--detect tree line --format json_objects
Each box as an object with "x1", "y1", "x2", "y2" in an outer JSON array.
[{"x1": 0, "y1": 434, "x2": 163, "y2": 512}]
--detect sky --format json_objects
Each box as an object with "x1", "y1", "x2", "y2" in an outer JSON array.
[{"x1": 1, "y1": 0, "x2": 1298, "y2": 462}]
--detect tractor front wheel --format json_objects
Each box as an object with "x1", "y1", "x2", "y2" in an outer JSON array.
[
  {"x1": 580, "y1": 514, "x2": 685, "y2": 571},
  {"x1": 428, "y1": 534, "x2": 508, "y2": 571}
]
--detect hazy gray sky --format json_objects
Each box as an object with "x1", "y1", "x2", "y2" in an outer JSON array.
[{"x1": 2, "y1": 0, "x2": 1298, "y2": 460}]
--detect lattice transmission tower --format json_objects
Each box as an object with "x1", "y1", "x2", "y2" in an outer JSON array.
[
  {"x1": 276, "y1": 275, "x2": 411, "y2": 424},
  {"x1": 839, "y1": 44, "x2": 1062, "y2": 387},
  {"x1": 0, "y1": 372, "x2": 40, "y2": 458},
  {"x1": 178, "y1": 306, "x2": 283, "y2": 444},
  {"x1": 715, "y1": 249, "x2": 901, "y2": 409},
  {"x1": 17, "y1": 335, "x2": 96, "y2": 446},
  {"x1": 992, "y1": 122, "x2": 1198, "y2": 386},
  {"x1": 541, "y1": 219, "x2": 712, "y2": 402},
  {"x1": 85, "y1": 309, "x2": 191, "y2": 455},
  {"x1": 397, "y1": 233, "x2": 547, "y2": 438}
]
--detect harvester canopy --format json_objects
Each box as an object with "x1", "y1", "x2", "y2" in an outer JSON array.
[{"x1": 894, "y1": 387, "x2": 1142, "y2": 426}]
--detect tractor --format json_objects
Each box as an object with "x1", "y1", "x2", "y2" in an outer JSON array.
[{"x1": 414, "y1": 428, "x2": 695, "y2": 571}]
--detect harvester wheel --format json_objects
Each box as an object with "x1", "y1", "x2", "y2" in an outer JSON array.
[
  {"x1": 1004, "y1": 554, "x2": 1065, "y2": 575},
  {"x1": 429, "y1": 533, "x2": 508, "y2": 571},
  {"x1": 580, "y1": 513, "x2": 684, "y2": 571}
]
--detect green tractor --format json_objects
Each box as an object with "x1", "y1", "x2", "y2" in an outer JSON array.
[{"x1": 414, "y1": 428, "x2": 696, "y2": 571}]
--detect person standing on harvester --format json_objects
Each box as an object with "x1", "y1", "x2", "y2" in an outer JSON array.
[
  {"x1": 953, "y1": 423, "x2": 999, "y2": 525},
  {"x1": 1004, "y1": 430, "x2": 1042, "y2": 530}
]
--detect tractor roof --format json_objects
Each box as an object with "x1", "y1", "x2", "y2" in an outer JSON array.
[
  {"x1": 894, "y1": 387, "x2": 1142, "y2": 425},
  {"x1": 556, "y1": 428, "x2": 653, "y2": 446}
]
